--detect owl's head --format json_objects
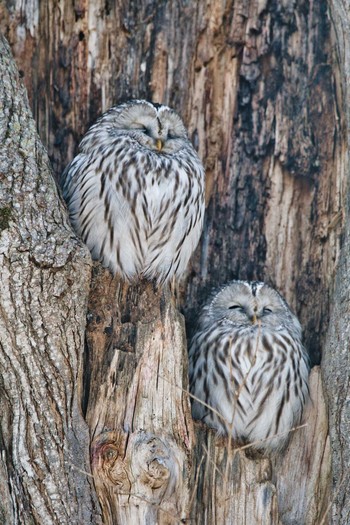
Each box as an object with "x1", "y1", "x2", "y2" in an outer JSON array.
[
  {"x1": 205, "y1": 280, "x2": 302, "y2": 338},
  {"x1": 86, "y1": 100, "x2": 190, "y2": 155}
]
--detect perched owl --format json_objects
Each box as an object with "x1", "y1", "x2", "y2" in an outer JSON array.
[
  {"x1": 189, "y1": 281, "x2": 310, "y2": 452},
  {"x1": 62, "y1": 100, "x2": 205, "y2": 283}
]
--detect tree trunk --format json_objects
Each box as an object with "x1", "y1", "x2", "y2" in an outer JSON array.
[
  {"x1": 0, "y1": 0, "x2": 349, "y2": 524},
  {"x1": 0, "y1": 35, "x2": 101, "y2": 524},
  {"x1": 322, "y1": 1, "x2": 350, "y2": 521}
]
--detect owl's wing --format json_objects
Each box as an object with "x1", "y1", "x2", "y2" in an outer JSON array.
[{"x1": 63, "y1": 152, "x2": 142, "y2": 279}]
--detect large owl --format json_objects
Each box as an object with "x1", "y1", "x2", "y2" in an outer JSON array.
[
  {"x1": 189, "y1": 281, "x2": 310, "y2": 452},
  {"x1": 62, "y1": 100, "x2": 205, "y2": 283}
]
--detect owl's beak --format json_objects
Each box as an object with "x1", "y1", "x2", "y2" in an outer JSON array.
[
  {"x1": 250, "y1": 314, "x2": 257, "y2": 325},
  {"x1": 156, "y1": 139, "x2": 164, "y2": 151}
]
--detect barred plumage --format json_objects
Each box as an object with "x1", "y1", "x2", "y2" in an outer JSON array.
[
  {"x1": 62, "y1": 100, "x2": 205, "y2": 283},
  {"x1": 189, "y1": 281, "x2": 310, "y2": 452}
]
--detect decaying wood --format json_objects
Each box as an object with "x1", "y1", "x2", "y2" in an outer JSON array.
[
  {"x1": 0, "y1": 0, "x2": 343, "y2": 358},
  {"x1": 274, "y1": 368, "x2": 331, "y2": 525},
  {"x1": 84, "y1": 265, "x2": 329, "y2": 524},
  {"x1": 85, "y1": 269, "x2": 193, "y2": 524},
  {"x1": 0, "y1": 0, "x2": 349, "y2": 523},
  {"x1": 0, "y1": 35, "x2": 101, "y2": 524},
  {"x1": 322, "y1": 1, "x2": 350, "y2": 521}
]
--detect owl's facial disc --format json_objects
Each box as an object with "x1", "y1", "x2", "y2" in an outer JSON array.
[
  {"x1": 211, "y1": 281, "x2": 290, "y2": 329},
  {"x1": 112, "y1": 102, "x2": 188, "y2": 154}
]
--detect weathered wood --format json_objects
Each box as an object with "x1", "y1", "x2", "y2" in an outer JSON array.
[
  {"x1": 1, "y1": 0, "x2": 341, "y2": 364},
  {"x1": 322, "y1": 1, "x2": 350, "y2": 522},
  {"x1": 1, "y1": 0, "x2": 349, "y2": 523},
  {"x1": 188, "y1": 367, "x2": 329, "y2": 525},
  {"x1": 85, "y1": 269, "x2": 193, "y2": 524},
  {"x1": 82, "y1": 264, "x2": 330, "y2": 524},
  {"x1": 183, "y1": 0, "x2": 344, "y2": 372},
  {"x1": 0, "y1": 34, "x2": 101, "y2": 524},
  {"x1": 274, "y1": 368, "x2": 331, "y2": 525}
]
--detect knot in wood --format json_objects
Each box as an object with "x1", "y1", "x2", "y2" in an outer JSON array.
[
  {"x1": 108, "y1": 457, "x2": 131, "y2": 491},
  {"x1": 101, "y1": 444, "x2": 131, "y2": 490},
  {"x1": 140, "y1": 458, "x2": 170, "y2": 489},
  {"x1": 132, "y1": 433, "x2": 176, "y2": 495},
  {"x1": 91, "y1": 433, "x2": 131, "y2": 491}
]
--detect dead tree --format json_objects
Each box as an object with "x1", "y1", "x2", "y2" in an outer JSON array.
[{"x1": 0, "y1": 0, "x2": 349, "y2": 523}]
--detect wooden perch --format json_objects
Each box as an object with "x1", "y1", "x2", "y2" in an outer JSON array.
[
  {"x1": 86, "y1": 270, "x2": 193, "y2": 523},
  {"x1": 84, "y1": 266, "x2": 330, "y2": 524}
]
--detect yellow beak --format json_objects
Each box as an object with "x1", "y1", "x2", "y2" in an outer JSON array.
[
  {"x1": 156, "y1": 139, "x2": 163, "y2": 151},
  {"x1": 251, "y1": 314, "x2": 257, "y2": 325}
]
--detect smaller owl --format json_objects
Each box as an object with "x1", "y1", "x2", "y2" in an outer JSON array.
[
  {"x1": 189, "y1": 281, "x2": 309, "y2": 452},
  {"x1": 62, "y1": 100, "x2": 205, "y2": 284}
]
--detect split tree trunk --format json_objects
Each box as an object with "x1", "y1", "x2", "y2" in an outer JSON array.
[{"x1": 0, "y1": 0, "x2": 349, "y2": 524}]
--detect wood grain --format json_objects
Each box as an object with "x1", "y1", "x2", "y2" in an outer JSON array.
[{"x1": 0, "y1": 0, "x2": 349, "y2": 523}]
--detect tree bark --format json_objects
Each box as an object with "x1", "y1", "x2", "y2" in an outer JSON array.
[
  {"x1": 0, "y1": 35, "x2": 101, "y2": 524},
  {"x1": 323, "y1": 1, "x2": 350, "y2": 521},
  {"x1": 0, "y1": 0, "x2": 349, "y2": 524}
]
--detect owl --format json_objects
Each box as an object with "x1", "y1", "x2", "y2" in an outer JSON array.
[
  {"x1": 62, "y1": 100, "x2": 205, "y2": 283},
  {"x1": 189, "y1": 281, "x2": 310, "y2": 452}
]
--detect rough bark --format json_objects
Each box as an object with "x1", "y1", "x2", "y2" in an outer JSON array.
[
  {"x1": 323, "y1": 1, "x2": 350, "y2": 522},
  {"x1": 0, "y1": 0, "x2": 349, "y2": 524},
  {"x1": 0, "y1": 35, "x2": 101, "y2": 524},
  {"x1": 0, "y1": 0, "x2": 343, "y2": 363}
]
